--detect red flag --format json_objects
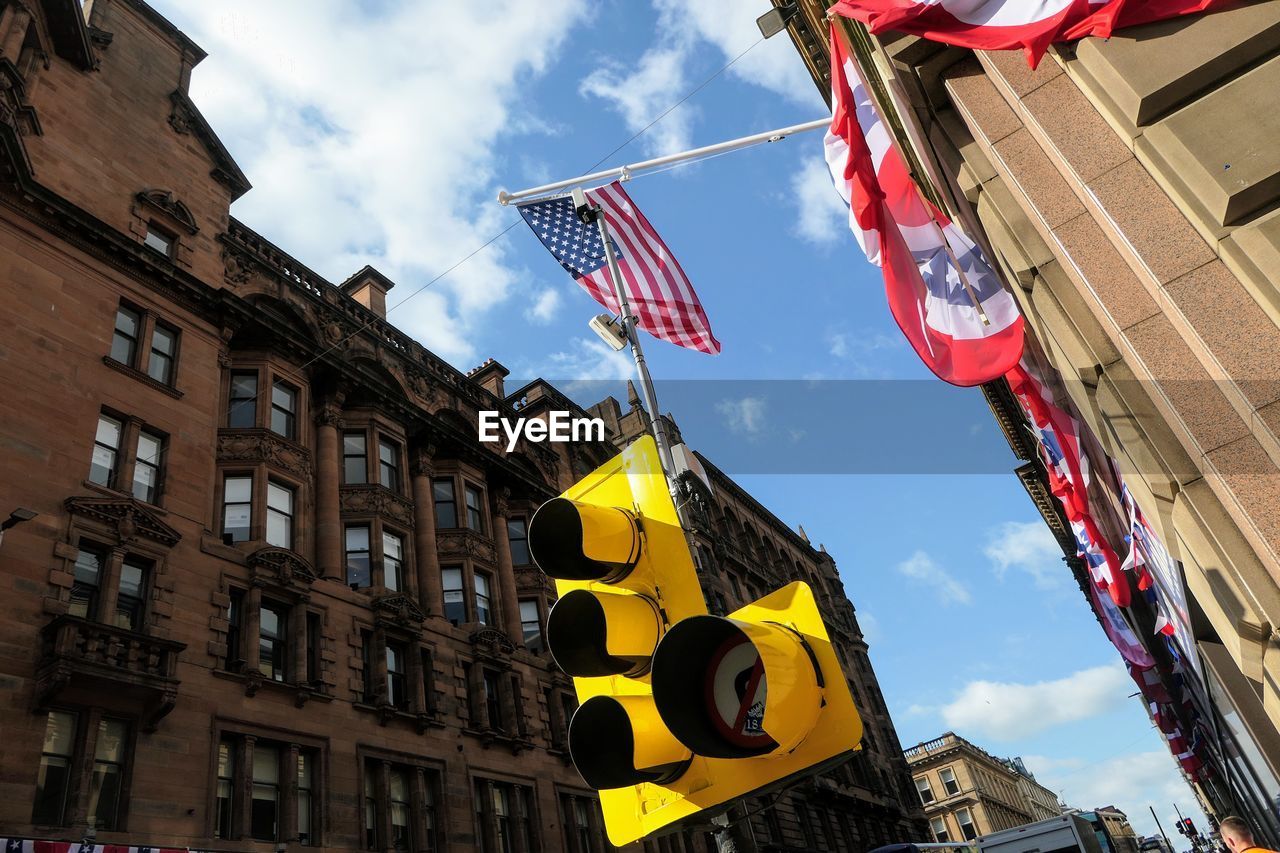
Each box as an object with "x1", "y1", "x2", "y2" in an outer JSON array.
[
  {"x1": 825, "y1": 25, "x2": 1023, "y2": 386},
  {"x1": 830, "y1": 0, "x2": 1232, "y2": 68}
]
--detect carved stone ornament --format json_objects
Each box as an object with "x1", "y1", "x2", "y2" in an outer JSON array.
[
  {"x1": 0, "y1": 60, "x2": 40, "y2": 137},
  {"x1": 135, "y1": 189, "x2": 198, "y2": 235},
  {"x1": 436, "y1": 529, "x2": 496, "y2": 564},
  {"x1": 339, "y1": 485, "x2": 414, "y2": 528},
  {"x1": 493, "y1": 487, "x2": 511, "y2": 519},
  {"x1": 64, "y1": 496, "x2": 181, "y2": 547},
  {"x1": 316, "y1": 403, "x2": 344, "y2": 429},
  {"x1": 247, "y1": 546, "x2": 317, "y2": 592},
  {"x1": 373, "y1": 592, "x2": 426, "y2": 627},
  {"x1": 168, "y1": 90, "x2": 195, "y2": 135},
  {"x1": 221, "y1": 244, "x2": 254, "y2": 285},
  {"x1": 469, "y1": 627, "x2": 514, "y2": 662},
  {"x1": 217, "y1": 429, "x2": 313, "y2": 480}
]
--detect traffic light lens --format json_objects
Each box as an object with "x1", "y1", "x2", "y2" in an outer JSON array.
[
  {"x1": 569, "y1": 695, "x2": 691, "y2": 790},
  {"x1": 528, "y1": 497, "x2": 641, "y2": 581},
  {"x1": 547, "y1": 589, "x2": 662, "y2": 677},
  {"x1": 652, "y1": 616, "x2": 780, "y2": 758}
]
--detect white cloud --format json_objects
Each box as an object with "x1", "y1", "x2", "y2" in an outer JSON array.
[
  {"x1": 940, "y1": 663, "x2": 1131, "y2": 741},
  {"x1": 525, "y1": 288, "x2": 563, "y2": 325},
  {"x1": 580, "y1": 45, "x2": 695, "y2": 158},
  {"x1": 986, "y1": 520, "x2": 1067, "y2": 590},
  {"x1": 896, "y1": 550, "x2": 972, "y2": 606},
  {"x1": 1023, "y1": 751, "x2": 1202, "y2": 840},
  {"x1": 536, "y1": 337, "x2": 634, "y2": 382},
  {"x1": 580, "y1": 1, "x2": 821, "y2": 161},
  {"x1": 157, "y1": 0, "x2": 592, "y2": 365},
  {"x1": 858, "y1": 610, "x2": 882, "y2": 644},
  {"x1": 716, "y1": 396, "x2": 767, "y2": 435},
  {"x1": 792, "y1": 157, "x2": 847, "y2": 246}
]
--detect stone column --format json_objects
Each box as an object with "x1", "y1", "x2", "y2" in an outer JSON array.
[
  {"x1": 283, "y1": 743, "x2": 300, "y2": 844},
  {"x1": 491, "y1": 488, "x2": 524, "y2": 646},
  {"x1": 315, "y1": 403, "x2": 343, "y2": 581},
  {"x1": 410, "y1": 448, "x2": 444, "y2": 618},
  {"x1": 291, "y1": 603, "x2": 308, "y2": 685},
  {"x1": 238, "y1": 736, "x2": 257, "y2": 840},
  {"x1": 411, "y1": 766, "x2": 431, "y2": 849}
]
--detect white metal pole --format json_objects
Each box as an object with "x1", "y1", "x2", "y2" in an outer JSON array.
[{"x1": 498, "y1": 118, "x2": 829, "y2": 205}]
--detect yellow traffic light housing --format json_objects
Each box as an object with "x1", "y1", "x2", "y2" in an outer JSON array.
[{"x1": 530, "y1": 436, "x2": 863, "y2": 847}]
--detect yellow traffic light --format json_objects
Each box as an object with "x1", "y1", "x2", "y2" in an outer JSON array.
[{"x1": 530, "y1": 436, "x2": 863, "y2": 847}]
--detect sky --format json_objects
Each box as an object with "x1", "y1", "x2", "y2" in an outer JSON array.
[{"x1": 152, "y1": 0, "x2": 1204, "y2": 843}]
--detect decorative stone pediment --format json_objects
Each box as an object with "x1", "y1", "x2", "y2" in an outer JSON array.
[
  {"x1": 64, "y1": 496, "x2": 180, "y2": 547},
  {"x1": 339, "y1": 484, "x2": 414, "y2": 529},
  {"x1": 135, "y1": 189, "x2": 198, "y2": 234},
  {"x1": 217, "y1": 428, "x2": 312, "y2": 480},
  {"x1": 437, "y1": 529, "x2": 495, "y2": 564},
  {"x1": 470, "y1": 627, "x2": 514, "y2": 663},
  {"x1": 247, "y1": 546, "x2": 317, "y2": 593},
  {"x1": 373, "y1": 592, "x2": 425, "y2": 628}
]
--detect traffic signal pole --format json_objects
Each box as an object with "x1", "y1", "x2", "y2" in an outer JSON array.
[
  {"x1": 1151, "y1": 806, "x2": 1175, "y2": 853},
  {"x1": 588, "y1": 206, "x2": 681, "y2": 485},
  {"x1": 591, "y1": 209, "x2": 754, "y2": 853}
]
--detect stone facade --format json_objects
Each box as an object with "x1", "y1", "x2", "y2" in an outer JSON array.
[
  {"x1": 775, "y1": 0, "x2": 1280, "y2": 843},
  {"x1": 0, "y1": 2, "x2": 921, "y2": 851},
  {"x1": 905, "y1": 734, "x2": 1062, "y2": 843}
]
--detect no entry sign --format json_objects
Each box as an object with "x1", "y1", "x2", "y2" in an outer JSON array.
[{"x1": 704, "y1": 633, "x2": 772, "y2": 749}]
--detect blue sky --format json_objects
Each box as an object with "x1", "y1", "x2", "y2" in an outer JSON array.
[{"x1": 154, "y1": 0, "x2": 1202, "y2": 842}]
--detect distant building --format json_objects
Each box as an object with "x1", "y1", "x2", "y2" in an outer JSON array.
[
  {"x1": 1093, "y1": 806, "x2": 1141, "y2": 853},
  {"x1": 905, "y1": 733, "x2": 1064, "y2": 842}
]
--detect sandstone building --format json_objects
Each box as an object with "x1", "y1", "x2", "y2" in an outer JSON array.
[
  {"x1": 776, "y1": 1, "x2": 1280, "y2": 842},
  {"x1": 0, "y1": 1, "x2": 922, "y2": 850},
  {"x1": 904, "y1": 733, "x2": 1061, "y2": 843}
]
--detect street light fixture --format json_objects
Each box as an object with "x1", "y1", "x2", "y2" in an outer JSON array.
[
  {"x1": 0, "y1": 507, "x2": 37, "y2": 546},
  {"x1": 756, "y1": 3, "x2": 798, "y2": 40}
]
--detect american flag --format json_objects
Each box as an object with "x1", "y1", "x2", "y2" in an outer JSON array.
[
  {"x1": 825, "y1": 24, "x2": 1023, "y2": 386},
  {"x1": 516, "y1": 181, "x2": 720, "y2": 355}
]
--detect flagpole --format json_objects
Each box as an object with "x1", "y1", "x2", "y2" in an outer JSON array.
[
  {"x1": 829, "y1": 16, "x2": 990, "y2": 325},
  {"x1": 497, "y1": 118, "x2": 829, "y2": 206},
  {"x1": 588, "y1": 205, "x2": 681, "y2": 484}
]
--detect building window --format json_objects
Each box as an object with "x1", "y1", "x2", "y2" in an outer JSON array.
[
  {"x1": 390, "y1": 768, "x2": 412, "y2": 849},
  {"x1": 386, "y1": 642, "x2": 408, "y2": 710},
  {"x1": 572, "y1": 799, "x2": 592, "y2": 853},
  {"x1": 265, "y1": 481, "x2": 294, "y2": 549},
  {"x1": 442, "y1": 567, "x2": 465, "y2": 625},
  {"x1": 143, "y1": 222, "x2": 174, "y2": 256},
  {"x1": 251, "y1": 743, "x2": 281, "y2": 841},
  {"x1": 306, "y1": 611, "x2": 321, "y2": 686},
  {"x1": 915, "y1": 775, "x2": 935, "y2": 804},
  {"x1": 383, "y1": 531, "x2": 404, "y2": 592},
  {"x1": 258, "y1": 602, "x2": 288, "y2": 682},
  {"x1": 931, "y1": 817, "x2": 950, "y2": 843},
  {"x1": 957, "y1": 808, "x2": 978, "y2": 841},
  {"x1": 297, "y1": 752, "x2": 315, "y2": 846},
  {"x1": 111, "y1": 305, "x2": 142, "y2": 366},
  {"x1": 87, "y1": 718, "x2": 129, "y2": 831},
  {"x1": 433, "y1": 478, "x2": 457, "y2": 528},
  {"x1": 474, "y1": 571, "x2": 492, "y2": 626},
  {"x1": 346, "y1": 525, "x2": 371, "y2": 588},
  {"x1": 478, "y1": 780, "x2": 538, "y2": 853},
  {"x1": 215, "y1": 740, "x2": 235, "y2": 839},
  {"x1": 483, "y1": 670, "x2": 504, "y2": 733},
  {"x1": 33, "y1": 710, "x2": 76, "y2": 825},
  {"x1": 90, "y1": 413, "x2": 122, "y2": 487},
  {"x1": 114, "y1": 557, "x2": 148, "y2": 631},
  {"x1": 228, "y1": 371, "x2": 258, "y2": 429},
  {"x1": 147, "y1": 323, "x2": 178, "y2": 385},
  {"x1": 270, "y1": 380, "x2": 297, "y2": 439},
  {"x1": 132, "y1": 429, "x2": 164, "y2": 504},
  {"x1": 379, "y1": 438, "x2": 400, "y2": 492},
  {"x1": 69, "y1": 546, "x2": 103, "y2": 620},
  {"x1": 940, "y1": 766, "x2": 961, "y2": 796},
  {"x1": 519, "y1": 599, "x2": 541, "y2": 652},
  {"x1": 344, "y1": 432, "x2": 367, "y2": 484},
  {"x1": 507, "y1": 517, "x2": 530, "y2": 566},
  {"x1": 465, "y1": 483, "x2": 485, "y2": 532}
]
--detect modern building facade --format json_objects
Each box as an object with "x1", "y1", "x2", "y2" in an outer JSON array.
[
  {"x1": 904, "y1": 733, "x2": 1062, "y2": 843},
  {"x1": 776, "y1": 0, "x2": 1280, "y2": 843},
  {"x1": 0, "y1": 1, "x2": 922, "y2": 851}
]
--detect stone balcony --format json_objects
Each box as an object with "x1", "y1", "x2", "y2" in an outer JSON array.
[{"x1": 34, "y1": 615, "x2": 186, "y2": 731}]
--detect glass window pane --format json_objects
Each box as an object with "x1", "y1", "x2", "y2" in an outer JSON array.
[
  {"x1": 73, "y1": 548, "x2": 102, "y2": 587},
  {"x1": 253, "y1": 745, "x2": 280, "y2": 783},
  {"x1": 136, "y1": 431, "x2": 161, "y2": 466},
  {"x1": 90, "y1": 445, "x2": 117, "y2": 486},
  {"x1": 344, "y1": 433, "x2": 366, "y2": 455},
  {"x1": 474, "y1": 573, "x2": 489, "y2": 598},
  {"x1": 119, "y1": 561, "x2": 145, "y2": 600},
  {"x1": 271, "y1": 382, "x2": 295, "y2": 412},
  {"x1": 225, "y1": 476, "x2": 252, "y2": 503},
  {"x1": 267, "y1": 482, "x2": 292, "y2": 513},
  {"x1": 266, "y1": 512, "x2": 290, "y2": 548},
  {"x1": 382, "y1": 532, "x2": 402, "y2": 561},
  {"x1": 95, "y1": 718, "x2": 128, "y2": 763},
  {"x1": 43, "y1": 710, "x2": 76, "y2": 756},
  {"x1": 151, "y1": 324, "x2": 175, "y2": 356},
  {"x1": 95, "y1": 415, "x2": 121, "y2": 449},
  {"x1": 347, "y1": 526, "x2": 370, "y2": 550}
]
